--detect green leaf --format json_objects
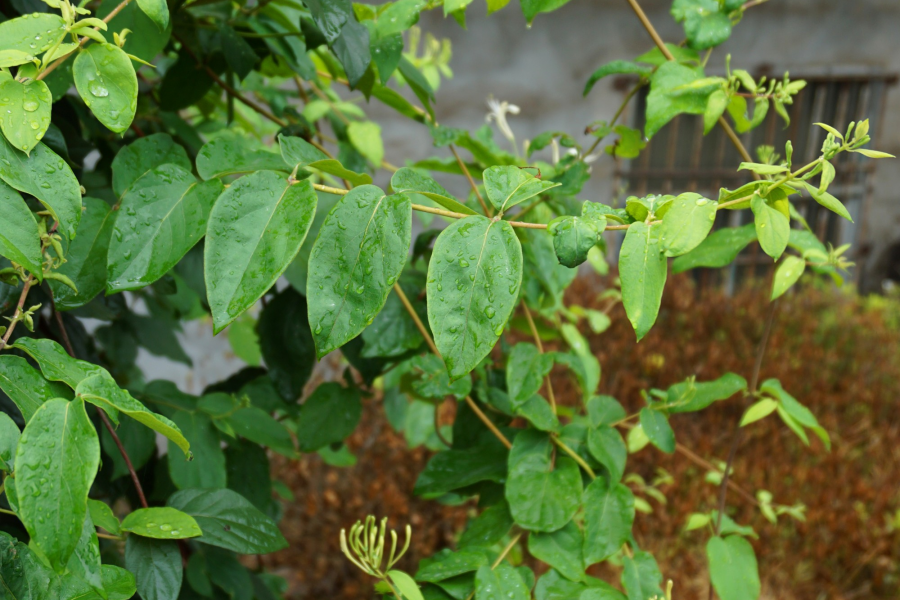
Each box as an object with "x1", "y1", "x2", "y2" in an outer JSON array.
[
  {"x1": 67, "y1": 510, "x2": 104, "y2": 596},
  {"x1": 0, "y1": 137, "x2": 81, "y2": 240},
  {"x1": 483, "y1": 166, "x2": 560, "y2": 214},
  {"x1": 414, "y1": 439, "x2": 509, "y2": 496},
  {"x1": 475, "y1": 563, "x2": 529, "y2": 600},
  {"x1": 136, "y1": 0, "x2": 169, "y2": 28},
  {"x1": 389, "y1": 570, "x2": 426, "y2": 600},
  {"x1": 108, "y1": 166, "x2": 223, "y2": 292},
  {"x1": 361, "y1": 272, "x2": 427, "y2": 358},
  {"x1": 206, "y1": 173, "x2": 317, "y2": 333},
  {"x1": 257, "y1": 287, "x2": 316, "y2": 400},
  {"x1": 88, "y1": 499, "x2": 120, "y2": 535},
  {"x1": 582, "y1": 477, "x2": 634, "y2": 566},
  {"x1": 99, "y1": 565, "x2": 137, "y2": 600},
  {"x1": 0, "y1": 77, "x2": 52, "y2": 155},
  {"x1": 294, "y1": 382, "x2": 361, "y2": 452},
  {"x1": 347, "y1": 120, "x2": 384, "y2": 167},
  {"x1": 645, "y1": 62, "x2": 710, "y2": 139},
  {"x1": 798, "y1": 181, "x2": 852, "y2": 222},
  {"x1": 706, "y1": 535, "x2": 760, "y2": 600},
  {"x1": 740, "y1": 398, "x2": 778, "y2": 427},
  {"x1": 15, "y1": 398, "x2": 99, "y2": 571},
  {"x1": 760, "y1": 378, "x2": 829, "y2": 449},
  {"x1": 516, "y1": 395, "x2": 560, "y2": 433},
  {"x1": 390, "y1": 167, "x2": 478, "y2": 216},
  {"x1": 227, "y1": 315, "x2": 262, "y2": 366},
  {"x1": 659, "y1": 193, "x2": 717, "y2": 257},
  {"x1": 750, "y1": 193, "x2": 789, "y2": 260},
  {"x1": 428, "y1": 215, "x2": 522, "y2": 380},
  {"x1": 50, "y1": 197, "x2": 115, "y2": 310},
  {"x1": 0, "y1": 412, "x2": 19, "y2": 471},
  {"x1": 307, "y1": 185, "x2": 411, "y2": 357},
  {"x1": 704, "y1": 89, "x2": 729, "y2": 133},
  {"x1": 168, "y1": 488, "x2": 288, "y2": 554},
  {"x1": 459, "y1": 501, "x2": 513, "y2": 549},
  {"x1": 0, "y1": 180, "x2": 41, "y2": 276},
  {"x1": 416, "y1": 548, "x2": 489, "y2": 582},
  {"x1": 0, "y1": 355, "x2": 68, "y2": 422},
  {"x1": 519, "y1": 0, "x2": 573, "y2": 25},
  {"x1": 666, "y1": 372, "x2": 747, "y2": 414},
  {"x1": 771, "y1": 255, "x2": 805, "y2": 299},
  {"x1": 166, "y1": 410, "x2": 225, "y2": 489},
  {"x1": 558, "y1": 324, "x2": 601, "y2": 401},
  {"x1": 639, "y1": 407, "x2": 675, "y2": 453},
  {"x1": 671, "y1": 224, "x2": 757, "y2": 273},
  {"x1": 587, "y1": 395, "x2": 627, "y2": 427},
  {"x1": 584, "y1": 61, "x2": 652, "y2": 96},
  {"x1": 506, "y1": 429, "x2": 582, "y2": 532},
  {"x1": 621, "y1": 551, "x2": 663, "y2": 600},
  {"x1": 0, "y1": 14, "x2": 67, "y2": 57},
  {"x1": 73, "y1": 43, "x2": 137, "y2": 134},
  {"x1": 196, "y1": 135, "x2": 288, "y2": 180},
  {"x1": 11, "y1": 337, "x2": 105, "y2": 388},
  {"x1": 738, "y1": 162, "x2": 787, "y2": 175},
  {"x1": 121, "y1": 507, "x2": 203, "y2": 539},
  {"x1": 548, "y1": 216, "x2": 600, "y2": 268},
  {"x1": 407, "y1": 354, "x2": 472, "y2": 401},
  {"x1": 125, "y1": 536, "x2": 182, "y2": 600},
  {"x1": 527, "y1": 521, "x2": 584, "y2": 582},
  {"x1": 587, "y1": 425, "x2": 626, "y2": 483},
  {"x1": 279, "y1": 135, "x2": 373, "y2": 187},
  {"x1": 0, "y1": 531, "x2": 57, "y2": 600},
  {"x1": 111, "y1": 133, "x2": 191, "y2": 199},
  {"x1": 506, "y1": 343, "x2": 553, "y2": 408},
  {"x1": 619, "y1": 222, "x2": 667, "y2": 341},
  {"x1": 853, "y1": 148, "x2": 896, "y2": 159},
  {"x1": 227, "y1": 406, "x2": 297, "y2": 457}
]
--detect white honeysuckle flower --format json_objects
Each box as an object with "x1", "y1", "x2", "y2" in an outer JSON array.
[
  {"x1": 550, "y1": 138, "x2": 560, "y2": 164},
  {"x1": 485, "y1": 95, "x2": 520, "y2": 153}
]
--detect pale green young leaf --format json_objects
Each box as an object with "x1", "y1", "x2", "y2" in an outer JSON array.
[
  {"x1": 776, "y1": 405, "x2": 809, "y2": 446},
  {"x1": 390, "y1": 167, "x2": 478, "y2": 216},
  {"x1": 559, "y1": 323, "x2": 601, "y2": 401},
  {"x1": 475, "y1": 563, "x2": 529, "y2": 600},
  {"x1": 294, "y1": 382, "x2": 361, "y2": 452},
  {"x1": 111, "y1": 133, "x2": 191, "y2": 199},
  {"x1": 0, "y1": 412, "x2": 19, "y2": 471},
  {"x1": 619, "y1": 221, "x2": 667, "y2": 341},
  {"x1": 388, "y1": 570, "x2": 425, "y2": 600},
  {"x1": 750, "y1": 193, "x2": 790, "y2": 260},
  {"x1": 771, "y1": 255, "x2": 805, "y2": 300},
  {"x1": 50, "y1": 197, "x2": 116, "y2": 310},
  {"x1": 0, "y1": 14, "x2": 67, "y2": 56},
  {"x1": 672, "y1": 223, "x2": 757, "y2": 273},
  {"x1": 0, "y1": 78, "x2": 52, "y2": 155},
  {"x1": 813, "y1": 122, "x2": 843, "y2": 140},
  {"x1": 852, "y1": 148, "x2": 896, "y2": 159},
  {"x1": 73, "y1": 43, "x2": 137, "y2": 134},
  {"x1": 107, "y1": 165, "x2": 223, "y2": 292},
  {"x1": 761, "y1": 378, "x2": 830, "y2": 449},
  {"x1": 587, "y1": 425, "x2": 626, "y2": 483},
  {"x1": 121, "y1": 507, "x2": 202, "y2": 539},
  {"x1": 0, "y1": 49, "x2": 35, "y2": 68},
  {"x1": 548, "y1": 216, "x2": 600, "y2": 268},
  {"x1": 307, "y1": 185, "x2": 411, "y2": 357},
  {"x1": 167, "y1": 410, "x2": 225, "y2": 489},
  {"x1": 347, "y1": 120, "x2": 384, "y2": 167},
  {"x1": 168, "y1": 488, "x2": 288, "y2": 554},
  {"x1": 136, "y1": 0, "x2": 169, "y2": 30},
  {"x1": 666, "y1": 372, "x2": 747, "y2": 414},
  {"x1": 0, "y1": 355, "x2": 70, "y2": 422},
  {"x1": 798, "y1": 181, "x2": 852, "y2": 222},
  {"x1": 621, "y1": 551, "x2": 663, "y2": 600},
  {"x1": 738, "y1": 162, "x2": 788, "y2": 175},
  {"x1": 583, "y1": 477, "x2": 634, "y2": 565},
  {"x1": 88, "y1": 499, "x2": 120, "y2": 535},
  {"x1": 483, "y1": 166, "x2": 560, "y2": 214},
  {"x1": 704, "y1": 89, "x2": 728, "y2": 133},
  {"x1": 0, "y1": 180, "x2": 41, "y2": 276},
  {"x1": 427, "y1": 215, "x2": 522, "y2": 380},
  {"x1": 527, "y1": 521, "x2": 584, "y2": 582},
  {"x1": 125, "y1": 536, "x2": 182, "y2": 600},
  {"x1": 639, "y1": 407, "x2": 675, "y2": 453},
  {"x1": 659, "y1": 193, "x2": 717, "y2": 257},
  {"x1": 707, "y1": 536, "x2": 760, "y2": 600},
  {"x1": 645, "y1": 62, "x2": 709, "y2": 138},
  {"x1": 506, "y1": 429, "x2": 582, "y2": 532},
  {"x1": 506, "y1": 342, "x2": 553, "y2": 408},
  {"x1": 740, "y1": 399, "x2": 778, "y2": 427},
  {"x1": 205, "y1": 174, "x2": 317, "y2": 333},
  {"x1": 0, "y1": 137, "x2": 81, "y2": 239},
  {"x1": 15, "y1": 398, "x2": 100, "y2": 572},
  {"x1": 196, "y1": 135, "x2": 288, "y2": 180}
]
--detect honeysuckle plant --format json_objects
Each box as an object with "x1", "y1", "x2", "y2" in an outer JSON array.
[{"x1": 0, "y1": 0, "x2": 892, "y2": 598}]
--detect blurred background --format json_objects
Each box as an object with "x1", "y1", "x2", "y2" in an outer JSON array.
[{"x1": 131, "y1": 1, "x2": 900, "y2": 598}]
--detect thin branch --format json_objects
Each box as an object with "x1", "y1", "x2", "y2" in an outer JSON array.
[
  {"x1": 449, "y1": 145, "x2": 491, "y2": 217},
  {"x1": 522, "y1": 303, "x2": 556, "y2": 413},
  {"x1": 583, "y1": 80, "x2": 645, "y2": 158},
  {"x1": 0, "y1": 276, "x2": 35, "y2": 351},
  {"x1": 552, "y1": 436, "x2": 596, "y2": 479},
  {"x1": 462, "y1": 533, "x2": 523, "y2": 600}
]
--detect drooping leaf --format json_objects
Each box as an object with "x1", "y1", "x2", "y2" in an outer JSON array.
[
  {"x1": 0, "y1": 77, "x2": 52, "y2": 155},
  {"x1": 621, "y1": 550, "x2": 663, "y2": 600},
  {"x1": 619, "y1": 222, "x2": 667, "y2": 341},
  {"x1": 15, "y1": 398, "x2": 100, "y2": 571},
  {"x1": 168, "y1": 488, "x2": 288, "y2": 554},
  {"x1": 659, "y1": 193, "x2": 717, "y2": 257},
  {"x1": 750, "y1": 193, "x2": 790, "y2": 260},
  {"x1": 257, "y1": 287, "x2": 316, "y2": 400},
  {"x1": 428, "y1": 216, "x2": 522, "y2": 380},
  {"x1": 706, "y1": 535, "x2": 760, "y2": 600},
  {"x1": 0, "y1": 180, "x2": 41, "y2": 276},
  {"x1": 548, "y1": 216, "x2": 600, "y2": 268},
  {"x1": 583, "y1": 477, "x2": 634, "y2": 566},
  {"x1": 206, "y1": 173, "x2": 317, "y2": 333},
  {"x1": 390, "y1": 167, "x2": 478, "y2": 216},
  {"x1": 0, "y1": 137, "x2": 81, "y2": 240},
  {"x1": 50, "y1": 197, "x2": 116, "y2": 310},
  {"x1": 121, "y1": 507, "x2": 203, "y2": 539},
  {"x1": 671, "y1": 223, "x2": 757, "y2": 273},
  {"x1": 506, "y1": 429, "x2": 582, "y2": 532},
  {"x1": 639, "y1": 407, "x2": 675, "y2": 453},
  {"x1": 99, "y1": 565, "x2": 137, "y2": 600},
  {"x1": 771, "y1": 255, "x2": 806, "y2": 300},
  {"x1": 88, "y1": 499, "x2": 120, "y2": 535},
  {"x1": 584, "y1": 60, "x2": 652, "y2": 96},
  {"x1": 527, "y1": 521, "x2": 584, "y2": 582},
  {"x1": 483, "y1": 166, "x2": 560, "y2": 214},
  {"x1": 125, "y1": 536, "x2": 182, "y2": 600},
  {"x1": 506, "y1": 343, "x2": 553, "y2": 408},
  {"x1": 73, "y1": 43, "x2": 137, "y2": 134},
  {"x1": 294, "y1": 382, "x2": 361, "y2": 452},
  {"x1": 166, "y1": 410, "x2": 225, "y2": 489},
  {"x1": 307, "y1": 185, "x2": 411, "y2": 357}
]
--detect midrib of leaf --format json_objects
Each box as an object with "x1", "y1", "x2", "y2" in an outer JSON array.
[
  {"x1": 72, "y1": 210, "x2": 113, "y2": 279},
  {"x1": 455, "y1": 220, "x2": 493, "y2": 368},
  {"x1": 321, "y1": 193, "x2": 386, "y2": 350},
  {"x1": 500, "y1": 178, "x2": 531, "y2": 213}
]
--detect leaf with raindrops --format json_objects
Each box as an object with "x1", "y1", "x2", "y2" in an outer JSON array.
[
  {"x1": 0, "y1": 14, "x2": 67, "y2": 57},
  {"x1": 0, "y1": 77, "x2": 52, "y2": 155},
  {"x1": 427, "y1": 215, "x2": 523, "y2": 381},
  {"x1": 307, "y1": 185, "x2": 412, "y2": 358},
  {"x1": 73, "y1": 43, "x2": 138, "y2": 134}
]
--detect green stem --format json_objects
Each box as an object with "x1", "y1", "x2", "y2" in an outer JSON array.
[
  {"x1": 0, "y1": 508, "x2": 17, "y2": 518},
  {"x1": 551, "y1": 436, "x2": 596, "y2": 480},
  {"x1": 583, "y1": 80, "x2": 644, "y2": 158}
]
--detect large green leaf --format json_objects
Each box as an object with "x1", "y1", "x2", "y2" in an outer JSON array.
[
  {"x1": 659, "y1": 193, "x2": 717, "y2": 257},
  {"x1": 706, "y1": 535, "x2": 760, "y2": 600},
  {"x1": 360, "y1": 272, "x2": 426, "y2": 358},
  {"x1": 73, "y1": 43, "x2": 137, "y2": 134},
  {"x1": 0, "y1": 77, "x2": 52, "y2": 155},
  {"x1": 15, "y1": 398, "x2": 100, "y2": 571},
  {"x1": 621, "y1": 551, "x2": 663, "y2": 600},
  {"x1": 166, "y1": 410, "x2": 224, "y2": 489},
  {"x1": 0, "y1": 137, "x2": 81, "y2": 239},
  {"x1": 168, "y1": 488, "x2": 288, "y2": 554},
  {"x1": 506, "y1": 343, "x2": 553, "y2": 409},
  {"x1": 307, "y1": 185, "x2": 411, "y2": 357},
  {"x1": 771, "y1": 255, "x2": 805, "y2": 300},
  {"x1": 475, "y1": 563, "x2": 529, "y2": 600},
  {"x1": 458, "y1": 501, "x2": 514, "y2": 549},
  {"x1": 136, "y1": 0, "x2": 169, "y2": 29},
  {"x1": 206, "y1": 173, "x2": 317, "y2": 332},
  {"x1": 390, "y1": 167, "x2": 477, "y2": 216},
  {"x1": 50, "y1": 197, "x2": 116, "y2": 310},
  {"x1": 506, "y1": 430, "x2": 581, "y2": 532},
  {"x1": 0, "y1": 412, "x2": 19, "y2": 471},
  {"x1": 548, "y1": 216, "x2": 600, "y2": 268},
  {"x1": 0, "y1": 180, "x2": 41, "y2": 276},
  {"x1": 0, "y1": 14, "x2": 67, "y2": 56},
  {"x1": 619, "y1": 222, "x2": 667, "y2": 341},
  {"x1": 427, "y1": 215, "x2": 522, "y2": 380},
  {"x1": 583, "y1": 60, "x2": 652, "y2": 96},
  {"x1": 99, "y1": 565, "x2": 137, "y2": 600},
  {"x1": 108, "y1": 165, "x2": 223, "y2": 292},
  {"x1": 0, "y1": 530, "x2": 57, "y2": 599},
  {"x1": 527, "y1": 521, "x2": 585, "y2": 582},
  {"x1": 196, "y1": 135, "x2": 288, "y2": 180},
  {"x1": 293, "y1": 382, "x2": 361, "y2": 452},
  {"x1": 121, "y1": 507, "x2": 203, "y2": 539},
  {"x1": 483, "y1": 166, "x2": 560, "y2": 214},
  {"x1": 11, "y1": 337, "x2": 105, "y2": 388},
  {"x1": 111, "y1": 133, "x2": 191, "y2": 199},
  {"x1": 671, "y1": 224, "x2": 757, "y2": 273},
  {"x1": 257, "y1": 287, "x2": 316, "y2": 400},
  {"x1": 407, "y1": 353, "x2": 472, "y2": 401},
  {"x1": 125, "y1": 536, "x2": 182, "y2": 600},
  {"x1": 645, "y1": 62, "x2": 711, "y2": 139},
  {"x1": 0, "y1": 355, "x2": 69, "y2": 422},
  {"x1": 750, "y1": 193, "x2": 789, "y2": 260},
  {"x1": 582, "y1": 477, "x2": 634, "y2": 565},
  {"x1": 75, "y1": 373, "x2": 191, "y2": 456}
]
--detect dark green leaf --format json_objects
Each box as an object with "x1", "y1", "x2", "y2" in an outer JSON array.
[
  {"x1": 0, "y1": 180, "x2": 41, "y2": 277},
  {"x1": 257, "y1": 287, "x2": 316, "y2": 400},
  {"x1": 0, "y1": 530, "x2": 56, "y2": 599},
  {"x1": 51, "y1": 197, "x2": 116, "y2": 310},
  {"x1": 166, "y1": 410, "x2": 225, "y2": 489},
  {"x1": 458, "y1": 501, "x2": 513, "y2": 549},
  {"x1": 416, "y1": 548, "x2": 489, "y2": 582},
  {"x1": 0, "y1": 355, "x2": 68, "y2": 422},
  {"x1": 73, "y1": 43, "x2": 137, "y2": 134},
  {"x1": 226, "y1": 439, "x2": 272, "y2": 513},
  {"x1": 587, "y1": 425, "x2": 626, "y2": 483},
  {"x1": 414, "y1": 439, "x2": 508, "y2": 497},
  {"x1": 125, "y1": 536, "x2": 182, "y2": 600},
  {"x1": 0, "y1": 412, "x2": 19, "y2": 471},
  {"x1": 99, "y1": 0, "x2": 171, "y2": 62},
  {"x1": 205, "y1": 546, "x2": 253, "y2": 599},
  {"x1": 548, "y1": 216, "x2": 600, "y2": 268},
  {"x1": 111, "y1": 133, "x2": 191, "y2": 199},
  {"x1": 0, "y1": 77, "x2": 52, "y2": 155},
  {"x1": 528, "y1": 521, "x2": 584, "y2": 582},
  {"x1": 11, "y1": 337, "x2": 105, "y2": 388},
  {"x1": 639, "y1": 407, "x2": 675, "y2": 453},
  {"x1": 671, "y1": 224, "x2": 757, "y2": 273},
  {"x1": 197, "y1": 135, "x2": 288, "y2": 180},
  {"x1": 390, "y1": 167, "x2": 477, "y2": 216},
  {"x1": 584, "y1": 61, "x2": 651, "y2": 96},
  {"x1": 294, "y1": 382, "x2": 361, "y2": 452},
  {"x1": 516, "y1": 395, "x2": 559, "y2": 432},
  {"x1": 219, "y1": 25, "x2": 257, "y2": 80},
  {"x1": 621, "y1": 551, "x2": 663, "y2": 600},
  {"x1": 361, "y1": 272, "x2": 426, "y2": 358},
  {"x1": 619, "y1": 222, "x2": 666, "y2": 341},
  {"x1": 583, "y1": 477, "x2": 634, "y2": 565},
  {"x1": 475, "y1": 563, "x2": 529, "y2": 600},
  {"x1": 227, "y1": 406, "x2": 297, "y2": 457},
  {"x1": 586, "y1": 395, "x2": 626, "y2": 428}
]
